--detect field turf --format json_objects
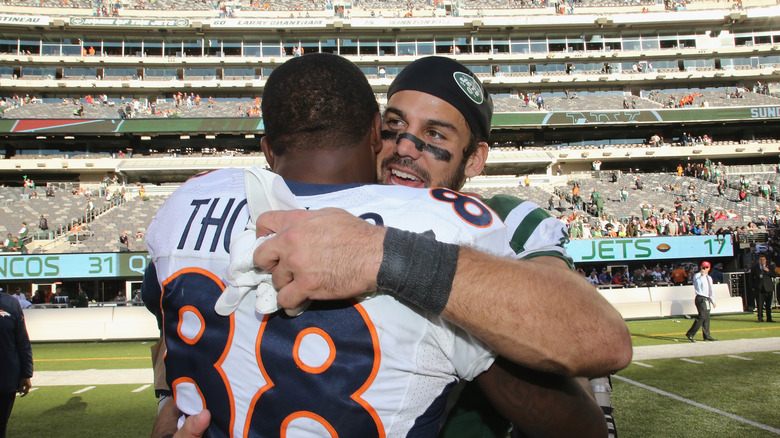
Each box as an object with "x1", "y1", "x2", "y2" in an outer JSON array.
[{"x1": 6, "y1": 314, "x2": 780, "y2": 437}]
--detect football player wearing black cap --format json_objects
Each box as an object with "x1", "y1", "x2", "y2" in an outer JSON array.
[{"x1": 378, "y1": 56, "x2": 615, "y2": 438}]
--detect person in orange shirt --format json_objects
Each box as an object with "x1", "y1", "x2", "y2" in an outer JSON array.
[{"x1": 671, "y1": 264, "x2": 688, "y2": 285}]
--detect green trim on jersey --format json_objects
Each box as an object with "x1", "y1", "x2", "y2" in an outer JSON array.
[{"x1": 481, "y1": 194, "x2": 573, "y2": 269}]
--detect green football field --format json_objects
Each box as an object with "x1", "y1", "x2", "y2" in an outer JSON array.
[{"x1": 6, "y1": 314, "x2": 780, "y2": 437}]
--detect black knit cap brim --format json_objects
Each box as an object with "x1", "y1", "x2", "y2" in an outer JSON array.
[{"x1": 388, "y1": 56, "x2": 493, "y2": 140}]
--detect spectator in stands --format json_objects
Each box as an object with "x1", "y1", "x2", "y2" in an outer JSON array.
[
  {"x1": 10, "y1": 288, "x2": 30, "y2": 310},
  {"x1": 38, "y1": 215, "x2": 48, "y2": 233},
  {"x1": 17, "y1": 223, "x2": 28, "y2": 243},
  {"x1": 626, "y1": 218, "x2": 639, "y2": 237},
  {"x1": 635, "y1": 176, "x2": 643, "y2": 190},
  {"x1": 619, "y1": 186, "x2": 628, "y2": 202},
  {"x1": 598, "y1": 268, "x2": 611, "y2": 285},
  {"x1": 671, "y1": 264, "x2": 688, "y2": 285},
  {"x1": 114, "y1": 291, "x2": 126, "y2": 302},
  {"x1": 591, "y1": 188, "x2": 604, "y2": 216},
  {"x1": 536, "y1": 93, "x2": 544, "y2": 110},
  {"x1": 86, "y1": 198, "x2": 95, "y2": 219},
  {"x1": 611, "y1": 271, "x2": 624, "y2": 285},
  {"x1": 586, "y1": 270, "x2": 599, "y2": 285},
  {"x1": 119, "y1": 230, "x2": 129, "y2": 252},
  {"x1": 710, "y1": 263, "x2": 724, "y2": 284},
  {"x1": 74, "y1": 287, "x2": 89, "y2": 308},
  {"x1": 30, "y1": 289, "x2": 46, "y2": 305},
  {"x1": 667, "y1": 216, "x2": 679, "y2": 236}
]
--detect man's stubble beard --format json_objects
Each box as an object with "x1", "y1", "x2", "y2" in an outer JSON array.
[{"x1": 378, "y1": 155, "x2": 468, "y2": 191}]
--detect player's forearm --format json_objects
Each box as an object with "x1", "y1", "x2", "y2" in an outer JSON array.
[
  {"x1": 443, "y1": 250, "x2": 632, "y2": 377},
  {"x1": 478, "y1": 359, "x2": 607, "y2": 438}
]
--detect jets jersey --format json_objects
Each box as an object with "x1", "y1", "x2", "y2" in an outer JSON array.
[
  {"x1": 440, "y1": 194, "x2": 574, "y2": 438},
  {"x1": 142, "y1": 167, "x2": 514, "y2": 438}
]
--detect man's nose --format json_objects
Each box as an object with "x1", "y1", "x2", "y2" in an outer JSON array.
[{"x1": 394, "y1": 132, "x2": 423, "y2": 159}]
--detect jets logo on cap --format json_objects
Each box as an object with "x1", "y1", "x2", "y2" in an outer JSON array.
[{"x1": 453, "y1": 72, "x2": 483, "y2": 105}]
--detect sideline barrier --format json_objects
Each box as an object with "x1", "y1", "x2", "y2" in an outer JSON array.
[
  {"x1": 23, "y1": 284, "x2": 746, "y2": 341},
  {"x1": 601, "y1": 284, "x2": 744, "y2": 319},
  {"x1": 24, "y1": 306, "x2": 159, "y2": 342}
]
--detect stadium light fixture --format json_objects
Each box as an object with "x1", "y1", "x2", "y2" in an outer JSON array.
[
  {"x1": 141, "y1": 136, "x2": 152, "y2": 141},
  {"x1": 245, "y1": 134, "x2": 256, "y2": 139},
  {"x1": 180, "y1": 135, "x2": 190, "y2": 140},
  {"x1": 64, "y1": 136, "x2": 75, "y2": 140},
  {"x1": 205, "y1": 135, "x2": 216, "y2": 139},
  {"x1": 36, "y1": 136, "x2": 46, "y2": 140}
]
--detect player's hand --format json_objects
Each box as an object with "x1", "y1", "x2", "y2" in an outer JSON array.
[
  {"x1": 173, "y1": 410, "x2": 211, "y2": 438},
  {"x1": 254, "y1": 208, "x2": 385, "y2": 310},
  {"x1": 17, "y1": 378, "x2": 31, "y2": 396}
]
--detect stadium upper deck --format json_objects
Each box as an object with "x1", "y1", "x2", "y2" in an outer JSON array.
[
  {"x1": 0, "y1": 0, "x2": 778, "y2": 182},
  {"x1": 1, "y1": 1, "x2": 778, "y2": 97}
]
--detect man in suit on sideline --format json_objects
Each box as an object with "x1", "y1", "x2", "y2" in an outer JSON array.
[{"x1": 750, "y1": 255, "x2": 776, "y2": 323}]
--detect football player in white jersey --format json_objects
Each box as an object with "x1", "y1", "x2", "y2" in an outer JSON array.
[
  {"x1": 146, "y1": 54, "x2": 604, "y2": 438},
  {"x1": 251, "y1": 57, "x2": 631, "y2": 437}
]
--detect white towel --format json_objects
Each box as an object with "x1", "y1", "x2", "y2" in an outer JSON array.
[{"x1": 214, "y1": 165, "x2": 308, "y2": 316}]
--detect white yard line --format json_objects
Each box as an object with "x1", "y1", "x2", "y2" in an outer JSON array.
[
  {"x1": 73, "y1": 386, "x2": 96, "y2": 394},
  {"x1": 132, "y1": 384, "x2": 151, "y2": 393},
  {"x1": 728, "y1": 355, "x2": 752, "y2": 361},
  {"x1": 680, "y1": 358, "x2": 703, "y2": 364}
]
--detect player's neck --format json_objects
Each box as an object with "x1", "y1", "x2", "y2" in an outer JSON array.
[{"x1": 273, "y1": 148, "x2": 377, "y2": 185}]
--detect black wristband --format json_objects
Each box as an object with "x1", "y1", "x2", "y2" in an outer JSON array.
[{"x1": 376, "y1": 227, "x2": 460, "y2": 314}]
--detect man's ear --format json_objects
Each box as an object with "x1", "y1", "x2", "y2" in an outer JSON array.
[
  {"x1": 260, "y1": 136, "x2": 275, "y2": 169},
  {"x1": 370, "y1": 112, "x2": 383, "y2": 154},
  {"x1": 464, "y1": 141, "x2": 489, "y2": 178}
]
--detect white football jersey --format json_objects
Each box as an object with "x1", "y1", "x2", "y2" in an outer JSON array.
[{"x1": 143, "y1": 167, "x2": 513, "y2": 438}]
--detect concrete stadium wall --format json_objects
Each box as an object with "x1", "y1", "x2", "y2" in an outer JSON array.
[
  {"x1": 599, "y1": 284, "x2": 745, "y2": 320},
  {"x1": 24, "y1": 305, "x2": 159, "y2": 342}
]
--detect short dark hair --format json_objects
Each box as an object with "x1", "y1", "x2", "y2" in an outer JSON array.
[{"x1": 261, "y1": 53, "x2": 379, "y2": 155}]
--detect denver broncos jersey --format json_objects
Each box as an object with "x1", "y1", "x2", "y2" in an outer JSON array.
[{"x1": 142, "y1": 167, "x2": 514, "y2": 438}]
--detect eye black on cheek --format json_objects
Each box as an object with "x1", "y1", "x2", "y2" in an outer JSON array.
[{"x1": 380, "y1": 130, "x2": 397, "y2": 140}]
